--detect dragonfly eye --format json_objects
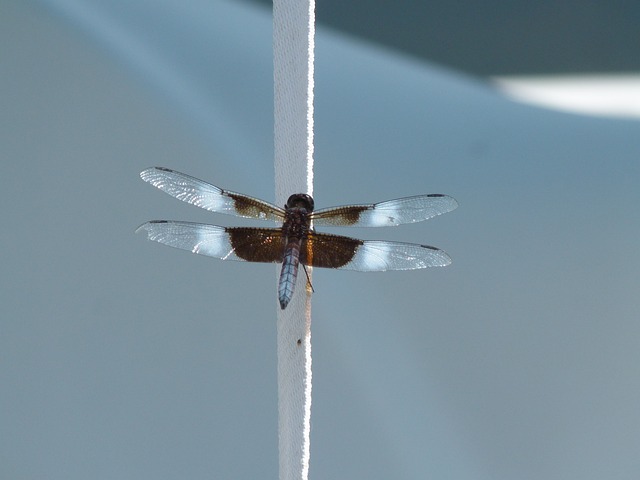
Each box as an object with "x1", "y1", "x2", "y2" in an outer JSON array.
[{"x1": 286, "y1": 193, "x2": 314, "y2": 212}]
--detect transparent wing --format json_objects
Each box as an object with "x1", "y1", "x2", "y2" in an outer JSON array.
[
  {"x1": 140, "y1": 167, "x2": 285, "y2": 222},
  {"x1": 136, "y1": 221, "x2": 284, "y2": 263},
  {"x1": 300, "y1": 232, "x2": 452, "y2": 270},
  {"x1": 311, "y1": 194, "x2": 458, "y2": 227}
]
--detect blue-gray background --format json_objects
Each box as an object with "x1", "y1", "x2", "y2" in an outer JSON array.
[{"x1": 2, "y1": 1, "x2": 639, "y2": 479}]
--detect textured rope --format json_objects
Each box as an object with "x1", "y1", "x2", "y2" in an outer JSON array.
[{"x1": 273, "y1": 0, "x2": 315, "y2": 479}]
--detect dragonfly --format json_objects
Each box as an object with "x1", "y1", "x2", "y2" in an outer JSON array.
[{"x1": 136, "y1": 167, "x2": 458, "y2": 309}]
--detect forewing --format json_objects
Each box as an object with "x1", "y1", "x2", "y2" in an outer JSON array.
[
  {"x1": 136, "y1": 221, "x2": 284, "y2": 263},
  {"x1": 300, "y1": 232, "x2": 451, "y2": 270},
  {"x1": 311, "y1": 194, "x2": 458, "y2": 227},
  {"x1": 140, "y1": 167, "x2": 285, "y2": 222}
]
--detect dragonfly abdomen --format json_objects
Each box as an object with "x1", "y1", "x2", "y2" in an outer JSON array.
[{"x1": 278, "y1": 240, "x2": 301, "y2": 309}]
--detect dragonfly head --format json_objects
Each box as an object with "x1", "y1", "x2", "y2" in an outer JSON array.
[{"x1": 286, "y1": 193, "x2": 314, "y2": 212}]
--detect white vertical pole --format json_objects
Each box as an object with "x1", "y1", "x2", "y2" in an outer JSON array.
[{"x1": 273, "y1": 0, "x2": 315, "y2": 479}]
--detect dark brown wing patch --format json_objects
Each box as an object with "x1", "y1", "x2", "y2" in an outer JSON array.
[
  {"x1": 227, "y1": 192, "x2": 285, "y2": 221},
  {"x1": 299, "y1": 231, "x2": 362, "y2": 268},
  {"x1": 309, "y1": 205, "x2": 368, "y2": 226},
  {"x1": 227, "y1": 227, "x2": 285, "y2": 263}
]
